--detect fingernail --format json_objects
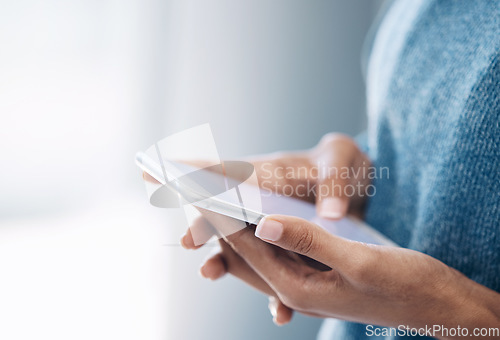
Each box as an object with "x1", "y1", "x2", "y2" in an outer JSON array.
[
  {"x1": 199, "y1": 264, "x2": 208, "y2": 278},
  {"x1": 319, "y1": 197, "x2": 344, "y2": 219},
  {"x1": 274, "y1": 315, "x2": 285, "y2": 326},
  {"x1": 199, "y1": 264, "x2": 216, "y2": 280},
  {"x1": 180, "y1": 234, "x2": 188, "y2": 248},
  {"x1": 255, "y1": 218, "x2": 283, "y2": 241},
  {"x1": 268, "y1": 297, "x2": 278, "y2": 318},
  {"x1": 180, "y1": 233, "x2": 196, "y2": 249}
]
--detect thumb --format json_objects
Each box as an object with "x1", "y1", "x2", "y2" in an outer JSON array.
[
  {"x1": 313, "y1": 135, "x2": 357, "y2": 220},
  {"x1": 254, "y1": 214, "x2": 353, "y2": 269}
]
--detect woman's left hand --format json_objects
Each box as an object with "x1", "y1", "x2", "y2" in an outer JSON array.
[{"x1": 196, "y1": 211, "x2": 500, "y2": 339}]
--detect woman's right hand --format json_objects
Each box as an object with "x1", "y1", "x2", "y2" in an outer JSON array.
[{"x1": 178, "y1": 133, "x2": 372, "y2": 324}]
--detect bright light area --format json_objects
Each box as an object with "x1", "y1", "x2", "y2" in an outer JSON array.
[
  {"x1": 0, "y1": 1, "x2": 172, "y2": 339},
  {"x1": 0, "y1": 200, "x2": 169, "y2": 340}
]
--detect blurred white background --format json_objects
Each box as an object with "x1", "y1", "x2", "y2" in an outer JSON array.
[{"x1": 0, "y1": 1, "x2": 383, "y2": 339}]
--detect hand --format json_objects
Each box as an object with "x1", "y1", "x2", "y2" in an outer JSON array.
[
  {"x1": 181, "y1": 218, "x2": 295, "y2": 325},
  {"x1": 198, "y1": 211, "x2": 500, "y2": 339},
  {"x1": 180, "y1": 133, "x2": 371, "y2": 324},
  {"x1": 251, "y1": 133, "x2": 371, "y2": 219}
]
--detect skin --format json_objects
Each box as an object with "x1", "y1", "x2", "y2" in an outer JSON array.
[{"x1": 145, "y1": 133, "x2": 500, "y2": 339}]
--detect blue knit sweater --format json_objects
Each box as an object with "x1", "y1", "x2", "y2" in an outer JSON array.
[{"x1": 320, "y1": 0, "x2": 499, "y2": 339}]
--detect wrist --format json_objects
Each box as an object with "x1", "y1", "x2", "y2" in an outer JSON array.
[
  {"x1": 455, "y1": 280, "x2": 500, "y2": 327},
  {"x1": 435, "y1": 269, "x2": 500, "y2": 339}
]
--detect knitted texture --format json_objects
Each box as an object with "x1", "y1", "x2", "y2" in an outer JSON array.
[{"x1": 320, "y1": 0, "x2": 499, "y2": 339}]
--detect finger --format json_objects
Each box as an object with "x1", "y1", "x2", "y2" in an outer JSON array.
[
  {"x1": 142, "y1": 171, "x2": 160, "y2": 184},
  {"x1": 181, "y1": 228, "x2": 203, "y2": 250},
  {"x1": 201, "y1": 240, "x2": 295, "y2": 322},
  {"x1": 199, "y1": 238, "x2": 281, "y2": 298},
  {"x1": 185, "y1": 215, "x2": 285, "y2": 297},
  {"x1": 314, "y1": 134, "x2": 356, "y2": 219},
  {"x1": 251, "y1": 153, "x2": 316, "y2": 202},
  {"x1": 194, "y1": 207, "x2": 249, "y2": 243},
  {"x1": 198, "y1": 209, "x2": 310, "y2": 293},
  {"x1": 181, "y1": 216, "x2": 216, "y2": 249},
  {"x1": 268, "y1": 296, "x2": 294, "y2": 326},
  {"x1": 254, "y1": 214, "x2": 358, "y2": 272},
  {"x1": 210, "y1": 240, "x2": 278, "y2": 296},
  {"x1": 199, "y1": 252, "x2": 227, "y2": 280}
]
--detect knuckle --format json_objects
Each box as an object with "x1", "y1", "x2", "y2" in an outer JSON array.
[
  {"x1": 280, "y1": 290, "x2": 308, "y2": 311},
  {"x1": 346, "y1": 247, "x2": 377, "y2": 283},
  {"x1": 319, "y1": 133, "x2": 352, "y2": 148},
  {"x1": 224, "y1": 229, "x2": 252, "y2": 255},
  {"x1": 291, "y1": 228, "x2": 316, "y2": 255},
  {"x1": 294, "y1": 283, "x2": 313, "y2": 309},
  {"x1": 315, "y1": 134, "x2": 358, "y2": 166}
]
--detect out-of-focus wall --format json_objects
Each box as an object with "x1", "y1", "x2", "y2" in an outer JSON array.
[
  {"x1": 160, "y1": 1, "x2": 383, "y2": 158},
  {"x1": 0, "y1": 1, "x2": 383, "y2": 339},
  {"x1": 0, "y1": 1, "x2": 173, "y2": 339}
]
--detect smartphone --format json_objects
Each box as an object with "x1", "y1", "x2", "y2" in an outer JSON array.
[
  {"x1": 135, "y1": 151, "x2": 265, "y2": 225},
  {"x1": 135, "y1": 151, "x2": 398, "y2": 247}
]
